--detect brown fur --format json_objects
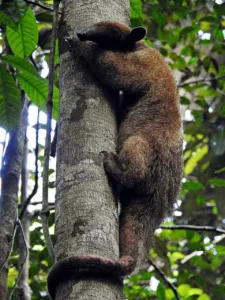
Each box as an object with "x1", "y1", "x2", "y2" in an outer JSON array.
[{"x1": 76, "y1": 21, "x2": 183, "y2": 271}]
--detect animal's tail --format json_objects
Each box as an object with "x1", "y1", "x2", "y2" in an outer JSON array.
[
  {"x1": 47, "y1": 254, "x2": 134, "y2": 300},
  {"x1": 119, "y1": 201, "x2": 154, "y2": 272}
]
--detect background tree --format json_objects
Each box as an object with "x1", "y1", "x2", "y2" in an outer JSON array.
[{"x1": 0, "y1": 0, "x2": 225, "y2": 299}]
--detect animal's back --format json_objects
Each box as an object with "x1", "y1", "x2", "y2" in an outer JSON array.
[{"x1": 76, "y1": 20, "x2": 183, "y2": 271}]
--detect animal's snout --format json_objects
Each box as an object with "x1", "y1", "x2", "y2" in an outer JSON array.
[{"x1": 77, "y1": 28, "x2": 88, "y2": 41}]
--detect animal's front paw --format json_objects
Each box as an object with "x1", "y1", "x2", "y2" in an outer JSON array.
[
  {"x1": 100, "y1": 151, "x2": 116, "y2": 165},
  {"x1": 103, "y1": 152, "x2": 120, "y2": 177},
  {"x1": 99, "y1": 150, "x2": 109, "y2": 158}
]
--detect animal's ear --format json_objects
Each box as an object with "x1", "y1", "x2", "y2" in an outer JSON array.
[{"x1": 129, "y1": 27, "x2": 146, "y2": 42}]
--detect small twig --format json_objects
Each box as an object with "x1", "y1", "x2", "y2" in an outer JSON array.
[
  {"x1": 23, "y1": 0, "x2": 62, "y2": 14},
  {"x1": 181, "y1": 234, "x2": 225, "y2": 264},
  {"x1": 19, "y1": 201, "x2": 54, "y2": 207},
  {"x1": 32, "y1": 205, "x2": 55, "y2": 219},
  {"x1": 149, "y1": 258, "x2": 180, "y2": 300},
  {"x1": 184, "y1": 137, "x2": 205, "y2": 153},
  {"x1": 181, "y1": 250, "x2": 203, "y2": 264},
  {"x1": 178, "y1": 74, "x2": 225, "y2": 88},
  {"x1": 50, "y1": 122, "x2": 58, "y2": 157},
  {"x1": 216, "y1": 87, "x2": 225, "y2": 97},
  {"x1": 160, "y1": 225, "x2": 225, "y2": 234},
  {"x1": 30, "y1": 54, "x2": 39, "y2": 71},
  {"x1": 19, "y1": 109, "x2": 40, "y2": 220},
  {"x1": 41, "y1": 0, "x2": 59, "y2": 264},
  {"x1": 8, "y1": 219, "x2": 28, "y2": 300}
]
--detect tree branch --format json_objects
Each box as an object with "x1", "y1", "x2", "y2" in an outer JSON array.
[
  {"x1": 178, "y1": 74, "x2": 225, "y2": 88},
  {"x1": 50, "y1": 122, "x2": 58, "y2": 157},
  {"x1": 23, "y1": 0, "x2": 62, "y2": 14},
  {"x1": 160, "y1": 225, "x2": 225, "y2": 234},
  {"x1": 8, "y1": 220, "x2": 28, "y2": 300},
  {"x1": 41, "y1": 0, "x2": 59, "y2": 264},
  {"x1": 149, "y1": 258, "x2": 180, "y2": 300},
  {"x1": 181, "y1": 234, "x2": 225, "y2": 264},
  {"x1": 0, "y1": 220, "x2": 18, "y2": 274},
  {"x1": 19, "y1": 109, "x2": 40, "y2": 220},
  {"x1": 0, "y1": 99, "x2": 29, "y2": 298}
]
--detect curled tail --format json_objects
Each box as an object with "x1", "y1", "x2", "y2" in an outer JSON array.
[{"x1": 47, "y1": 255, "x2": 134, "y2": 300}]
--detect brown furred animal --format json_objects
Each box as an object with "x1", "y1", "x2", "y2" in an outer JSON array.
[
  {"x1": 77, "y1": 21, "x2": 183, "y2": 269},
  {"x1": 47, "y1": 21, "x2": 183, "y2": 299}
]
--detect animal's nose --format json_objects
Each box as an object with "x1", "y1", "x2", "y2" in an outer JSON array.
[{"x1": 77, "y1": 28, "x2": 88, "y2": 41}]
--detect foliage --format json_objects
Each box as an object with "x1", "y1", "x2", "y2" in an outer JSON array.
[
  {"x1": 0, "y1": 0, "x2": 225, "y2": 299},
  {"x1": 0, "y1": 3, "x2": 59, "y2": 131}
]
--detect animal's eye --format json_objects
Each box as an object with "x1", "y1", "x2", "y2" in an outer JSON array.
[{"x1": 110, "y1": 27, "x2": 122, "y2": 37}]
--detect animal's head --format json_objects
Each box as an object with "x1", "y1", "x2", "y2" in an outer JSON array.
[{"x1": 77, "y1": 21, "x2": 146, "y2": 50}]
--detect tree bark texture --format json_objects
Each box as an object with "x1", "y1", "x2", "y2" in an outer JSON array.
[
  {"x1": 0, "y1": 101, "x2": 28, "y2": 300},
  {"x1": 53, "y1": 0, "x2": 130, "y2": 299},
  {"x1": 16, "y1": 136, "x2": 32, "y2": 300}
]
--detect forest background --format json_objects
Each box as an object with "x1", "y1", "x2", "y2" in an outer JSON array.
[{"x1": 0, "y1": 0, "x2": 225, "y2": 299}]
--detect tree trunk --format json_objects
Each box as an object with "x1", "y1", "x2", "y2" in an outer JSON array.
[
  {"x1": 0, "y1": 100, "x2": 28, "y2": 300},
  {"x1": 52, "y1": 0, "x2": 130, "y2": 299},
  {"x1": 16, "y1": 135, "x2": 32, "y2": 300}
]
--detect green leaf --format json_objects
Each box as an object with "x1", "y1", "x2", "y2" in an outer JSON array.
[
  {"x1": 208, "y1": 178, "x2": 225, "y2": 187},
  {"x1": 188, "y1": 57, "x2": 198, "y2": 65},
  {"x1": 183, "y1": 181, "x2": 204, "y2": 191},
  {"x1": 156, "y1": 283, "x2": 166, "y2": 300},
  {"x1": 171, "y1": 252, "x2": 185, "y2": 260},
  {"x1": 180, "y1": 96, "x2": 190, "y2": 105},
  {"x1": 151, "y1": 7, "x2": 166, "y2": 26},
  {"x1": 0, "y1": 56, "x2": 58, "y2": 117},
  {"x1": 145, "y1": 38, "x2": 154, "y2": 47},
  {"x1": 173, "y1": 56, "x2": 186, "y2": 70},
  {"x1": 213, "y1": 28, "x2": 224, "y2": 41},
  {"x1": 186, "y1": 230, "x2": 194, "y2": 240},
  {"x1": 0, "y1": 63, "x2": 21, "y2": 131},
  {"x1": 195, "y1": 99, "x2": 207, "y2": 108},
  {"x1": 0, "y1": 0, "x2": 28, "y2": 24},
  {"x1": 1, "y1": 55, "x2": 38, "y2": 76},
  {"x1": 6, "y1": 7, "x2": 38, "y2": 58},
  {"x1": 189, "y1": 288, "x2": 203, "y2": 296},
  {"x1": 178, "y1": 284, "x2": 191, "y2": 297},
  {"x1": 54, "y1": 39, "x2": 59, "y2": 65},
  {"x1": 197, "y1": 294, "x2": 211, "y2": 300},
  {"x1": 212, "y1": 43, "x2": 225, "y2": 54},
  {"x1": 180, "y1": 45, "x2": 196, "y2": 56},
  {"x1": 199, "y1": 16, "x2": 220, "y2": 24},
  {"x1": 215, "y1": 245, "x2": 225, "y2": 256},
  {"x1": 197, "y1": 196, "x2": 206, "y2": 206},
  {"x1": 215, "y1": 166, "x2": 225, "y2": 174},
  {"x1": 179, "y1": 26, "x2": 196, "y2": 38},
  {"x1": 213, "y1": 205, "x2": 218, "y2": 215},
  {"x1": 219, "y1": 103, "x2": 225, "y2": 117},
  {"x1": 214, "y1": 285, "x2": 225, "y2": 294},
  {"x1": 8, "y1": 267, "x2": 19, "y2": 286},
  {"x1": 0, "y1": 11, "x2": 17, "y2": 30},
  {"x1": 16, "y1": 72, "x2": 59, "y2": 119},
  {"x1": 130, "y1": 0, "x2": 143, "y2": 19},
  {"x1": 192, "y1": 110, "x2": 203, "y2": 125}
]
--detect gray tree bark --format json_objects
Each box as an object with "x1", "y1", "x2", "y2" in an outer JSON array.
[
  {"x1": 16, "y1": 136, "x2": 31, "y2": 300},
  {"x1": 0, "y1": 100, "x2": 28, "y2": 300},
  {"x1": 53, "y1": 0, "x2": 130, "y2": 299}
]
